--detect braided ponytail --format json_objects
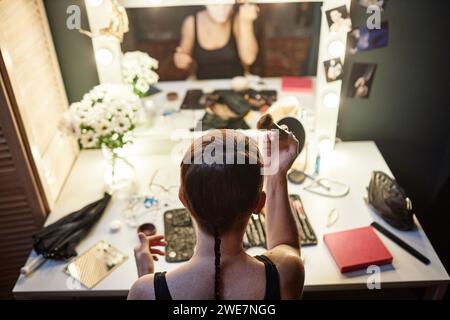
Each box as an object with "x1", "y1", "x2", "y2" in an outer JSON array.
[
  {"x1": 213, "y1": 226, "x2": 221, "y2": 300},
  {"x1": 180, "y1": 131, "x2": 264, "y2": 300}
]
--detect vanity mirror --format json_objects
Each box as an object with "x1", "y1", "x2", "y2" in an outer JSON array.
[{"x1": 83, "y1": 0, "x2": 351, "y2": 147}]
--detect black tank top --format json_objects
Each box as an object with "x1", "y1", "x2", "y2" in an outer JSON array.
[
  {"x1": 193, "y1": 13, "x2": 244, "y2": 80},
  {"x1": 153, "y1": 255, "x2": 281, "y2": 300}
]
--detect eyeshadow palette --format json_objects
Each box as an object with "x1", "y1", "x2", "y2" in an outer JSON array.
[{"x1": 164, "y1": 209, "x2": 197, "y2": 263}]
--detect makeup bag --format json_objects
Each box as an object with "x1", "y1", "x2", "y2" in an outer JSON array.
[{"x1": 367, "y1": 171, "x2": 415, "y2": 231}]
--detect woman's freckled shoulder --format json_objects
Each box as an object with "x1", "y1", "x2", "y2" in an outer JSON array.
[{"x1": 128, "y1": 274, "x2": 155, "y2": 300}]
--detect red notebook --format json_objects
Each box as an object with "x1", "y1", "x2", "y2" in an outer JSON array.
[
  {"x1": 281, "y1": 77, "x2": 313, "y2": 93},
  {"x1": 324, "y1": 226, "x2": 393, "y2": 273}
]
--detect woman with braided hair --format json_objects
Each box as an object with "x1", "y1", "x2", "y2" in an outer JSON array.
[{"x1": 128, "y1": 129, "x2": 304, "y2": 300}]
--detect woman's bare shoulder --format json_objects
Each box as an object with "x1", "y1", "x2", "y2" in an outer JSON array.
[
  {"x1": 127, "y1": 274, "x2": 155, "y2": 300},
  {"x1": 263, "y1": 246, "x2": 305, "y2": 299}
]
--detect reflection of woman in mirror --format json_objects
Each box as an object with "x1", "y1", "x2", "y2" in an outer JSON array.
[
  {"x1": 328, "y1": 9, "x2": 351, "y2": 33},
  {"x1": 173, "y1": 3, "x2": 259, "y2": 79}
]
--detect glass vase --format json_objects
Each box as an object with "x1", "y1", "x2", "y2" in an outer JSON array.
[
  {"x1": 102, "y1": 145, "x2": 136, "y2": 194},
  {"x1": 141, "y1": 97, "x2": 156, "y2": 128}
]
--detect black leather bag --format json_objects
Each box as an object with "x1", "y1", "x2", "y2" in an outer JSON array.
[
  {"x1": 196, "y1": 91, "x2": 252, "y2": 130},
  {"x1": 367, "y1": 171, "x2": 415, "y2": 231}
]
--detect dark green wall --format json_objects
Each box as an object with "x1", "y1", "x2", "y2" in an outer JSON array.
[
  {"x1": 44, "y1": 0, "x2": 99, "y2": 103},
  {"x1": 338, "y1": 0, "x2": 449, "y2": 207},
  {"x1": 337, "y1": 0, "x2": 450, "y2": 270}
]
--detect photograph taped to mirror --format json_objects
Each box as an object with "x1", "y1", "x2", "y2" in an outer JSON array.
[
  {"x1": 347, "y1": 63, "x2": 377, "y2": 99},
  {"x1": 324, "y1": 58, "x2": 344, "y2": 83},
  {"x1": 325, "y1": 5, "x2": 352, "y2": 33},
  {"x1": 65, "y1": 241, "x2": 128, "y2": 289},
  {"x1": 359, "y1": 0, "x2": 388, "y2": 10},
  {"x1": 348, "y1": 22, "x2": 389, "y2": 55}
]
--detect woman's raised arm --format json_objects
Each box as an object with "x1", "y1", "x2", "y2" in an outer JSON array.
[
  {"x1": 174, "y1": 15, "x2": 194, "y2": 70},
  {"x1": 263, "y1": 131, "x2": 300, "y2": 253}
]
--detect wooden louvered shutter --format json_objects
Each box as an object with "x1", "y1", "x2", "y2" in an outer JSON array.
[
  {"x1": 0, "y1": 0, "x2": 79, "y2": 298},
  {"x1": 0, "y1": 0, "x2": 79, "y2": 209},
  {"x1": 0, "y1": 73, "x2": 46, "y2": 299}
]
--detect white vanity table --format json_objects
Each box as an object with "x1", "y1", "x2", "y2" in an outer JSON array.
[{"x1": 13, "y1": 78, "x2": 449, "y2": 299}]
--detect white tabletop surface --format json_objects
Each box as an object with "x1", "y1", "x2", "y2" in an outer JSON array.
[{"x1": 13, "y1": 140, "x2": 449, "y2": 297}]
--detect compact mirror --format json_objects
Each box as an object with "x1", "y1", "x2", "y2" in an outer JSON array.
[{"x1": 277, "y1": 116, "x2": 306, "y2": 154}]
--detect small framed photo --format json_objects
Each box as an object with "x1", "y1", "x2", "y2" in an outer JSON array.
[
  {"x1": 324, "y1": 58, "x2": 344, "y2": 82},
  {"x1": 348, "y1": 22, "x2": 389, "y2": 55},
  {"x1": 347, "y1": 63, "x2": 377, "y2": 99},
  {"x1": 325, "y1": 5, "x2": 352, "y2": 33}
]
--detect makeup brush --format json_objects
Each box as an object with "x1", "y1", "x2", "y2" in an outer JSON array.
[{"x1": 256, "y1": 113, "x2": 290, "y2": 138}]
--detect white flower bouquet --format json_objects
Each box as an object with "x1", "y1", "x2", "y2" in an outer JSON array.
[
  {"x1": 60, "y1": 84, "x2": 140, "y2": 151},
  {"x1": 122, "y1": 51, "x2": 159, "y2": 98}
]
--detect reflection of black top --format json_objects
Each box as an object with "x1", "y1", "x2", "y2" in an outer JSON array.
[
  {"x1": 193, "y1": 13, "x2": 244, "y2": 80},
  {"x1": 153, "y1": 255, "x2": 281, "y2": 300}
]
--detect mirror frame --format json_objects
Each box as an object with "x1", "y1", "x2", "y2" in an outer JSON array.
[{"x1": 85, "y1": 0, "x2": 352, "y2": 147}]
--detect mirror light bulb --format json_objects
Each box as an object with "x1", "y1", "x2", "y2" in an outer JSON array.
[
  {"x1": 86, "y1": 0, "x2": 103, "y2": 7},
  {"x1": 319, "y1": 137, "x2": 333, "y2": 156},
  {"x1": 95, "y1": 48, "x2": 114, "y2": 65},
  {"x1": 328, "y1": 40, "x2": 345, "y2": 58},
  {"x1": 323, "y1": 92, "x2": 340, "y2": 109}
]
